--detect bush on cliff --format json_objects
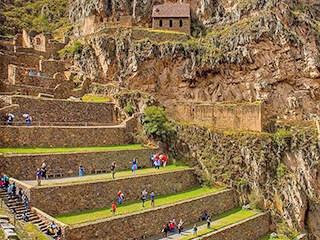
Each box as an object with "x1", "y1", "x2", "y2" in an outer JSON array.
[{"x1": 142, "y1": 106, "x2": 175, "y2": 141}]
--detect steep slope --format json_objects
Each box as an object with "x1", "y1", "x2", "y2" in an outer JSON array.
[{"x1": 67, "y1": 0, "x2": 319, "y2": 122}]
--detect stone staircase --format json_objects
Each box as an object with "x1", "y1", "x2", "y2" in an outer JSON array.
[{"x1": 0, "y1": 188, "x2": 48, "y2": 234}]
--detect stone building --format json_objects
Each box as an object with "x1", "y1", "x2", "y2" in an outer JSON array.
[{"x1": 152, "y1": 3, "x2": 191, "y2": 34}]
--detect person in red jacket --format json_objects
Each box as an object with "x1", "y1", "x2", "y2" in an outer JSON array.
[
  {"x1": 111, "y1": 203, "x2": 116, "y2": 215},
  {"x1": 161, "y1": 154, "x2": 168, "y2": 168}
]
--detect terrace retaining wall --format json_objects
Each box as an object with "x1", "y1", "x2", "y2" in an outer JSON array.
[
  {"x1": 0, "y1": 148, "x2": 157, "y2": 180},
  {"x1": 10, "y1": 96, "x2": 116, "y2": 125},
  {"x1": 0, "y1": 117, "x2": 137, "y2": 147},
  {"x1": 202, "y1": 212, "x2": 271, "y2": 240},
  {"x1": 62, "y1": 189, "x2": 238, "y2": 240},
  {"x1": 29, "y1": 169, "x2": 199, "y2": 215}
]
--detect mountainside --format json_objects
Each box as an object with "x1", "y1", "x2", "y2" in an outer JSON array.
[{"x1": 66, "y1": 0, "x2": 320, "y2": 122}]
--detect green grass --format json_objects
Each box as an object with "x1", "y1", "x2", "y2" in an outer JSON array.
[
  {"x1": 0, "y1": 144, "x2": 146, "y2": 155},
  {"x1": 82, "y1": 94, "x2": 111, "y2": 103},
  {"x1": 182, "y1": 208, "x2": 260, "y2": 239},
  {"x1": 56, "y1": 187, "x2": 224, "y2": 225},
  {"x1": 38, "y1": 166, "x2": 190, "y2": 186}
]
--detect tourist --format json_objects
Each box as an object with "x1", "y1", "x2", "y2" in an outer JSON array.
[
  {"x1": 162, "y1": 224, "x2": 169, "y2": 237},
  {"x1": 170, "y1": 219, "x2": 176, "y2": 233},
  {"x1": 40, "y1": 162, "x2": 47, "y2": 179},
  {"x1": 117, "y1": 190, "x2": 124, "y2": 205},
  {"x1": 193, "y1": 224, "x2": 198, "y2": 236},
  {"x1": 6, "y1": 113, "x2": 14, "y2": 126},
  {"x1": 111, "y1": 161, "x2": 116, "y2": 179},
  {"x1": 3, "y1": 174, "x2": 9, "y2": 188},
  {"x1": 207, "y1": 216, "x2": 211, "y2": 229},
  {"x1": 150, "y1": 153, "x2": 156, "y2": 167},
  {"x1": 78, "y1": 165, "x2": 84, "y2": 177},
  {"x1": 36, "y1": 168, "x2": 42, "y2": 186},
  {"x1": 111, "y1": 203, "x2": 116, "y2": 215},
  {"x1": 37, "y1": 70, "x2": 42, "y2": 77},
  {"x1": 17, "y1": 187, "x2": 24, "y2": 201},
  {"x1": 8, "y1": 182, "x2": 16, "y2": 197},
  {"x1": 25, "y1": 114, "x2": 32, "y2": 126},
  {"x1": 23, "y1": 194, "x2": 29, "y2": 210},
  {"x1": 131, "y1": 158, "x2": 138, "y2": 173},
  {"x1": 199, "y1": 210, "x2": 209, "y2": 221},
  {"x1": 28, "y1": 71, "x2": 35, "y2": 77},
  {"x1": 178, "y1": 219, "x2": 184, "y2": 234},
  {"x1": 161, "y1": 154, "x2": 168, "y2": 168},
  {"x1": 150, "y1": 192, "x2": 155, "y2": 207},
  {"x1": 22, "y1": 211, "x2": 28, "y2": 222},
  {"x1": 141, "y1": 189, "x2": 148, "y2": 207},
  {"x1": 54, "y1": 226, "x2": 62, "y2": 240}
]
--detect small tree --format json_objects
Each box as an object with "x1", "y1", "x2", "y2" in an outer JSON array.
[{"x1": 142, "y1": 106, "x2": 175, "y2": 141}]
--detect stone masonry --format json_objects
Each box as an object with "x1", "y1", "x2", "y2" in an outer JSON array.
[
  {"x1": 63, "y1": 189, "x2": 238, "y2": 240},
  {"x1": 20, "y1": 169, "x2": 199, "y2": 216},
  {"x1": 0, "y1": 148, "x2": 157, "y2": 180}
]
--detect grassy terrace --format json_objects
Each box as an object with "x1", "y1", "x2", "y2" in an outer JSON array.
[
  {"x1": 56, "y1": 187, "x2": 224, "y2": 225},
  {"x1": 0, "y1": 144, "x2": 146, "y2": 155},
  {"x1": 182, "y1": 208, "x2": 260, "y2": 240},
  {"x1": 33, "y1": 166, "x2": 190, "y2": 187}
]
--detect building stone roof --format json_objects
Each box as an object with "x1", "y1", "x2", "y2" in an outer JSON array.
[{"x1": 152, "y1": 3, "x2": 190, "y2": 18}]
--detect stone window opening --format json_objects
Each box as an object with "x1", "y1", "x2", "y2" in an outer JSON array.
[
  {"x1": 36, "y1": 38, "x2": 41, "y2": 45},
  {"x1": 169, "y1": 19, "x2": 173, "y2": 28},
  {"x1": 159, "y1": 19, "x2": 163, "y2": 27},
  {"x1": 179, "y1": 19, "x2": 183, "y2": 27}
]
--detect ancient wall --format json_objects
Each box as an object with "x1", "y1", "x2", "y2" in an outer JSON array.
[
  {"x1": 167, "y1": 101, "x2": 264, "y2": 131},
  {"x1": 152, "y1": 17, "x2": 190, "y2": 34},
  {"x1": 10, "y1": 96, "x2": 115, "y2": 125},
  {"x1": 0, "y1": 117, "x2": 137, "y2": 147},
  {"x1": 63, "y1": 189, "x2": 238, "y2": 240},
  {"x1": 0, "y1": 148, "x2": 157, "y2": 180},
  {"x1": 39, "y1": 60, "x2": 65, "y2": 77},
  {"x1": 29, "y1": 169, "x2": 199, "y2": 215},
  {"x1": 214, "y1": 102, "x2": 264, "y2": 132},
  {"x1": 202, "y1": 213, "x2": 270, "y2": 240},
  {"x1": 131, "y1": 28, "x2": 190, "y2": 43}
]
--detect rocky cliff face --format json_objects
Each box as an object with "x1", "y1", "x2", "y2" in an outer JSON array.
[
  {"x1": 68, "y1": 0, "x2": 319, "y2": 122},
  {"x1": 171, "y1": 124, "x2": 320, "y2": 239}
]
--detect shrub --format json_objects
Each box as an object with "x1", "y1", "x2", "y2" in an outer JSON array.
[{"x1": 142, "y1": 106, "x2": 175, "y2": 141}]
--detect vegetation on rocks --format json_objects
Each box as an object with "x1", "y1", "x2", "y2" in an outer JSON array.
[{"x1": 0, "y1": 0, "x2": 70, "y2": 35}]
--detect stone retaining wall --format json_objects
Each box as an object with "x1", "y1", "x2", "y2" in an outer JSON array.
[
  {"x1": 63, "y1": 189, "x2": 238, "y2": 240},
  {"x1": 0, "y1": 117, "x2": 137, "y2": 147},
  {"x1": 202, "y1": 212, "x2": 270, "y2": 240},
  {"x1": 29, "y1": 169, "x2": 199, "y2": 216},
  {"x1": 10, "y1": 96, "x2": 116, "y2": 125},
  {"x1": 0, "y1": 148, "x2": 157, "y2": 180}
]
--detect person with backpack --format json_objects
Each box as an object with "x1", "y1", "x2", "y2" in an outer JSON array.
[
  {"x1": 26, "y1": 114, "x2": 32, "y2": 126},
  {"x1": 150, "y1": 154, "x2": 156, "y2": 167},
  {"x1": 117, "y1": 190, "x2": 124, "y2": 205},
  {"x1": 131, "y1": 158, "x2": 138, "y2": 173},
  {"x1": 40, "y1": 162, "x2": 47, "y2": 179},
  {"x1": 6, "y1": 113, "x2": 14, "y2": 125}
]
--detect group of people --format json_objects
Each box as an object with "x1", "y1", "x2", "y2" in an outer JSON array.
[
  {"x1": 25, "y1": 70, "x2": 45, "y2": 78},
  {"x1": 162, "y1": 219, "x2": 184, "y2": 237},
  {"x1": 0, "y1": 176, "x2": 30, "y2": 222},
  {"x1": 35, "y1": 163, "x2": 47, "y2": 186},
  {"x1": 150, "y1": 153, "x2": 168, "y2": 169},
  {"x1": 4, "y1": 113, "x2": 32, "y2": 126},
  {"x1": 46, "y1": 221, "x2": 62, "y2": 240},
  {"x1": 111, "y1": 189, "x2": 156, "y2": 215}
]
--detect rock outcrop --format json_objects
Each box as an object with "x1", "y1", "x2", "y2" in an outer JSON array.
[{"x1": 68, "y1": 0, "x2": 319, "y2": 122}]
